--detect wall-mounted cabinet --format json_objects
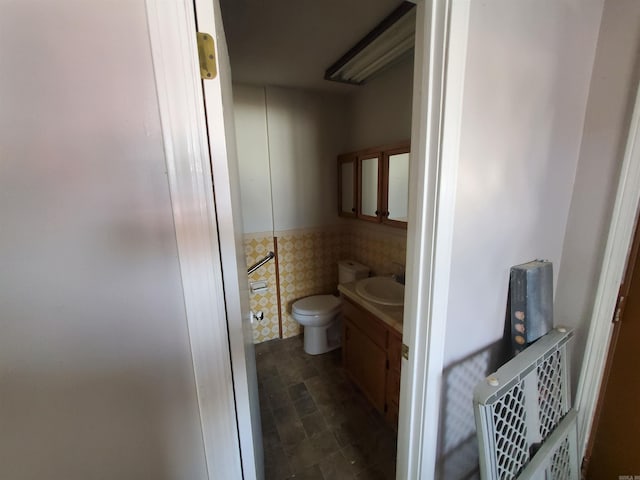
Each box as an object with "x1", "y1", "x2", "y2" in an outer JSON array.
[
  {"x1": 338, "y1": 153, "x2": 357, "y2": 217},
  {"x1": 337, "y1": 141, "x2": 410, "y2": 228},
  {"x1": 382, "y1": 146, "x2": 410, "y2": 227},
  {"x1": 359, "y1": 151, "x2": 382, "y2": 223}
]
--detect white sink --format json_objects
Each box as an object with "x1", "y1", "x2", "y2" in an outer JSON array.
[{"x1": 355, "y1": 276, "x2": 405, "y2": 306}]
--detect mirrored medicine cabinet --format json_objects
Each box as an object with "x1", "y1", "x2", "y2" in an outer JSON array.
[{"x1": 338, "y1": 141, "x2": 410, "y2": 228}]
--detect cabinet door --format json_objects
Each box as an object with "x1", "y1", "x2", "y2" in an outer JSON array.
[
  {"x1": 385, "y1": 368, "x2": 401, "y2": 408},
  {"x1": 385, "y1": 398, "x2": 399, "y2": 428},
  {"x1": 387, "y1": 330, "x2": 403, "y2": 373},
  {"x1": 385, "y1": 331, "x2": 402, "y2": 428},
  {"x1": 344, "y1": 320, "x2": 387, "y2": 412},
  {"x1": 382, "y1": 145, "x2": 410, "y2": 228},
  {"x1": 358, "y1": 152, "x2": 382, "y2": 222},
  {"x1": 338, "y1": 153, "x2": 357, "y2": 217}
]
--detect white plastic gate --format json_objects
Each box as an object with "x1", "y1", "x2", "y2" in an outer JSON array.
[{"x1": 474, "y1": 328, "x2": 579, "y2": 480}]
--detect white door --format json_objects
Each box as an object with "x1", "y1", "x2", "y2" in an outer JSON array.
[
  {"x1": 192, "y1": 0, "x2": 264, "y2": 479},
  {"x1": 146, "y1": 0, "x2": 262, "y2": 479},
  {"x1": 148, "y1": 0, "x2": 467, "y2": 479}
]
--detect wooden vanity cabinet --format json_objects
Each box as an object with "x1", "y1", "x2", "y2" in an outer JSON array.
[
  {"x1": 343, "y1": 318, "x2": 387, "y2": 412},
  {"x1": 341, "y1": 296, "x2": 402, "y2": 428}
]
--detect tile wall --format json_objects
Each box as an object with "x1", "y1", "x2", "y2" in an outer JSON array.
[
  {"x1": 346, "y1": 222, "x2": 407, "y2": 277},
  {"x1": 277, "y1": 227, "x2": 349, "y2": 338},
  {"x1": 244, "y1": 223, "x2": 407, "y2": 343},
  {"x1": 244, "y1": 233, "x2": 280, "y2": 343}
]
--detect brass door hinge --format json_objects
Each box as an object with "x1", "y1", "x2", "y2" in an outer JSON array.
[
  {"x1": 402, "y1": 343, "x2": 409, "y2": 360},
  {"x1": 196, "y1": 32, "x2": 217, "y2": 80},
  {"x1": 613, "y1": 295, "x2": 625, "y2": 324}
]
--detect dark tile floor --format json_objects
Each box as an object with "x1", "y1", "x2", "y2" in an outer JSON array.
[{"x1": 256, "y1": 335, "x2": 398, "y2": 480}]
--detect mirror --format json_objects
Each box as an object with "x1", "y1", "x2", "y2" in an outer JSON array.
[
  {"x1": 360, "y1": 155, "x2": 379, "y2": 218},
  {"x1": 386, "y1": 152, "x2": 409, "y2": 222},
  {"x1": 339, "y1": 156, "x2": 356, "y2": 216}
]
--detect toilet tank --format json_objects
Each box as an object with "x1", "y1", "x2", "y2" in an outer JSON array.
[{"x1": 338, "y1": 260, "x2": 370, "y2": 284}]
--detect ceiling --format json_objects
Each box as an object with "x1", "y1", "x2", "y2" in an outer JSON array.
[{"x1": 219, "y1": 0, "x2": 406, "y2": 94}]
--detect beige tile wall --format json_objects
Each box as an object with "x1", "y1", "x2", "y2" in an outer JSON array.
[
  {"x1": 244, "y1": 223, "x2": 407, "y2": 343},
  {"x1": 244, "y1": 233, "x2": 280, "y2": 343},
  {"x1": 277, "y1": 227, "x2": 348, "y2": 338},
  {"x1": 346, "y1": 222, "x2": 407, "y2": 277}
]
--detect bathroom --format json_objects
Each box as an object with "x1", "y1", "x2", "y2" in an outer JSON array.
[{"x1": 220, "y1": 0, "x2": 414, "y2": 477}]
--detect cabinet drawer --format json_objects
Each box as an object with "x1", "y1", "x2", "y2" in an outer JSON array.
[{"x1": 342, "y1": 298, "x2": 387, "y2": 348}]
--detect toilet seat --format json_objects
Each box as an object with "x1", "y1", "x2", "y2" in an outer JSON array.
[{"x1": 292, "y1": 295, "x2": 341, "y2": 316}]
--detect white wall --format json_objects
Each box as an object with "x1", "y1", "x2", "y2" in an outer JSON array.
[
  {"x1": 346, "y1": 56, "x2": 414, "y2": 151},
  {"x1": 267, "y1": 86, "x2": 349, "y2": 231},
  {"x1": 234, "y1": 85, "x2": 349, "y2": 233},
  {"x1": 554, "y1": 0, "x2": 640, "y2": 393},
  {"x1": 443, "y1": 0, "x2": 604, "y2": 366},
  {"x1": 233, "y1": 56, "x2": 413, "y2": 235},
  {"x1": 0, "y1": 2, "x2": 208, "y2": 478},
  {"x1": 233, "y1": 85, "x2": 274, "y2": 234}
]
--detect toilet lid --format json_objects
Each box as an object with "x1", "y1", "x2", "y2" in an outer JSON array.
[{"x1": 292, "y1": 295, "x2": 341, "y2": 315}]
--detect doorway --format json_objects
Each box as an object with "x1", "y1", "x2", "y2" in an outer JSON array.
[
  {"x1": 219, "y1": 2, "x2": 415, "y2": 478},
  {"x1": 585, "y1": 211, "x2": 640, "y2": 477},
  {"x1": 148, "y1": 0, "x2": 459, "y2": 477}
]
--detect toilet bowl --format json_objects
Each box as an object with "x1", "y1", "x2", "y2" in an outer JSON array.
[
  {"x1": 292, "y1": 260, "x2": 370, "y2": 355},
  {"x1": 292, "y1": 295, "x2": 342, "y2": 355}
]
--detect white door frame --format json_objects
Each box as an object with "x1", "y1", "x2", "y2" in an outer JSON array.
[
  {"x1": 398, "y1": 0, "x2": 470, "y2": 477},
  {"x1": 191, "y1": 0, "x2": 263, "y2": 478},
  {"x1": 146, "y1": 1, "x2": 244, "y2": 478},
  {"x1": 145, "y1": 0, "x2": 473, "y2": 478},
  {"x1": 574, "y1": 82, "x2": 640, "y2": 458}
]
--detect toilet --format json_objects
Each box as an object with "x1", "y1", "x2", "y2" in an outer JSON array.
[{"x1": 292, "y1": 260, "x2": 369, "y2": 355}]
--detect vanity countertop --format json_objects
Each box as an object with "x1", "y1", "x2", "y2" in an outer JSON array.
[{"x1": 338, "y1": 282, "x2": 404, "y2": 334}]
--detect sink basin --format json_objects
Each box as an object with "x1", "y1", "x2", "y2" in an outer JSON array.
[{"x1": 355, "y1": 276, "x2": 405, "y2": 306}]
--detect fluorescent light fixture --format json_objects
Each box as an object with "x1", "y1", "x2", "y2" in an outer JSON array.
[{"x1": 325, "y1": 2, "x2": 416, "y2": 85}]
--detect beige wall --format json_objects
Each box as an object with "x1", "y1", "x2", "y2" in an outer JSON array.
[
  {"x1": 436, "y1": 1, "x2": 605, "y2": 474},
  {"x1": 233, "y1": 85, "x2": 274, "y2": 234},
  {"x1": 233, "y1": 73, "x2": 413, "y2": 342},
  {"x1": 443, "y1": 0, "x2": 604, "y2": 366},
  {"x1": 0, "y1": 2, "x2": 208, "y2": 478},
  {"x1": 233, "y1": 84, "x2": 349, "y2": 234},
  {"x1": 267, "y1": 86, "x2": 350, "y2": 231},
  {"x1": 233, "y1": 85, "x2": 352, "y2": 341},
  {"x1": 340, "y1": 55, "x2": 414, "y2": 279},
  {"x1": 554, "y1": 0, "x2": 640, "y2": 394},
  {"x1": 346, "y1": 56, "x2": 414, "y2": 151}
]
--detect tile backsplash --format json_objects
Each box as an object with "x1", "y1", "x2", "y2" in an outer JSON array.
[
  {"x1": 244, "y1": 233, "x2": 280, "y2": 343},
  {"x1": 244, "y1": 222, "x2": 407, "y2": 343},
  {"x1": 277, "y1": 227, "x2": 348, "y2": 338},
  {"x1": 346, "y1": 222, "x2": 407, "y2": 277}
]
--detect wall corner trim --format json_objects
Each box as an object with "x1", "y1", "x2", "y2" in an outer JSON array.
[
  {"x1": 397, "y1": 0, "x2": 470, "y2": 478},
  {"x1": 145, "y1": 1, "x2": 244, "y2": 478},
  {"x1": 575, "y1": 81, "x2": 640, "y2": 458}
]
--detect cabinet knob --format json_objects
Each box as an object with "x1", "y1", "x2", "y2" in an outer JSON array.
[
  {"x1": 375, "y1": 210, "x2": 380, "y2": 216},
  {"x1": 352, "y1": 208, "x2": 356, "y2": 212}
]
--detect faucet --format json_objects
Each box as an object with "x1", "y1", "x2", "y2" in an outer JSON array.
[{"x1": 391, "y1": 261, "x2": 405, "y2": 285}]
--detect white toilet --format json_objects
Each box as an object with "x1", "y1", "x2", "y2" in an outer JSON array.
[{"x1": 292, "y1": 260, "x2": 369, "y2": 355}]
